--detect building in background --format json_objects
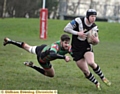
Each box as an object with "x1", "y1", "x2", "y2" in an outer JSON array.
[{"x1": 59, "y1": 0, "x2": 120, "y2": 22}]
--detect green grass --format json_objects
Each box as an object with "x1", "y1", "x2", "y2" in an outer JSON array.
[{"x1": 0, "y1": 18, "x2": 120, "y2": 94}]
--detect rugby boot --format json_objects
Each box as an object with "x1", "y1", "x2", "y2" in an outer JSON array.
[
  {"x1": 3, "y1": 37, "x2": 11, "y2": 46},
  {"x1": 96, "y1": 82, "x2": 101, "y2": 90},
  {"x1": 24, "y1": 61, "x2": 33, "y2": 67},
  {"x1": 102, "y1": 77, "x2": 111, "y2": 86}
]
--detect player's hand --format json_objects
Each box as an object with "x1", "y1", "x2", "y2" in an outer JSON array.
[
  {"x1": 77, "y1": 31, "x2": 87, "y2": 40},
  {"x1": 91, "y1": 35, "x2": 100, "y2": 45},
  {"x1": 65, "y1": 56, "x2": 70, "y2": 62}
]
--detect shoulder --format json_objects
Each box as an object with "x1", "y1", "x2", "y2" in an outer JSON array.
[
  {"x1": 51, "y1": 41, "x2": 60, "y2": 51},
  {"x1": 75, "y1": 17, "x2": 82, "y2": 24}
]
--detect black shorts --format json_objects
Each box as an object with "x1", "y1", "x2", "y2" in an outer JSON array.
[
  {"x1": 72, "y1": 45, "x2": 93, "y2": 61},
  {"x1": 36, "y1": 44, "x2": 52, "y2": 69}
]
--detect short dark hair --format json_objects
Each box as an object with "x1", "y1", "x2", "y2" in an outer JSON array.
[{"x1": 61, "y1": 34, "x2": 70, "y2": 41}]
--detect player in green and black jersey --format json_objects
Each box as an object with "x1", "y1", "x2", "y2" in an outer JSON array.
[{"x1": 3, "y1": 34, "x2": 72, "y2": 77}]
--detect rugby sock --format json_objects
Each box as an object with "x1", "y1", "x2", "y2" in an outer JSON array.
[
  {"x1": 86, "y1": 72, "x2": 98, "y2": 84},
  {"x1": 9, "y1": 40, "x2": 24, "y2": 48},
  {"x1": 93, "y1": 65, "x2": 104, "y2": 79},
  {"x1": 31, "y1": 66, "x2": 45, "y2": 75}
]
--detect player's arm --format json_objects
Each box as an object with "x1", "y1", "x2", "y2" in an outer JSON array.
[
  {"x1": 50, "y1": 51, "x2": 70, "y2": 62},
  {"x1": 64, "y1": 22, "x2": 78, "y2": 35},
  {"x1": 49, "y1": 51, "x2": 65, "y2": 59},
  {"x1": 64, "y1": 17, "x2": 82, "y2": 35},
  {"x1": 64, "y1": 17, "x2": 86, "y2": 39},
  {"x1": 91, "y1": 34, "x2": 99, "y2": 45},
  {"x1": 49, "y1": 44, "x2": 70, "y2": 62}
]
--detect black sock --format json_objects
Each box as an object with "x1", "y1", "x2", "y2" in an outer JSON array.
[
  {"x1": 31, "y1": 66, "x2": 45, "y2": 75},
  {"x1": 86, "y1": 73, "x2": 98, "y2": 84},
  {"x1": 9, "y1": 40, "x2": 24, "y2": 48},
  {"x1": 93, "y1": 65, "x2": 104, "y2": 79}
]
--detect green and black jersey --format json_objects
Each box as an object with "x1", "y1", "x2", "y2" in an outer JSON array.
[{"x1": 39, "y1": 41, "x2": 72, "y2": 63}]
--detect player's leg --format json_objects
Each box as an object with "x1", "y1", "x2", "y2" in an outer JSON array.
[
  {"x1": 24, "y1": 45, "x2": 55, "y2": 77},
  {"x1": 3, "y1": 37, "x2": 36, "y2": 54},
  {"x1": 24, "y1": 61, "x2": 55, "y2": 77},
  {"x1": 84, "y1": 51, "x2": 111, "y2": 86},
  {"x1": 3, "y1": 37, "x2": 24, "y2": 48},
  {"x1": 93, "y1": 65, "x2": 111, "y2": 86},
  {"x1": 76, "y1": 59, "x2": 101, "y2": 90},
  {"x1": 24, "y1": 61, "x2": 45, "y2": 75},
  {"x1": 39, "y1": 61, "x2": 55, "y2": 77},
  {"x1": 44, "y1": 67, "x2": 55, "y2": 77}
]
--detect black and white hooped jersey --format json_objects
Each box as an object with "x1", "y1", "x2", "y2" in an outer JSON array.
[{"x1": 64, "y1": 17, "x2": 98, "y2": 51}]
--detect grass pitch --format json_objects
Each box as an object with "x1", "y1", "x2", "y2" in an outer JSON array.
[{"x1": 0, "y1": 18, "x2": 120, "y2": 94}]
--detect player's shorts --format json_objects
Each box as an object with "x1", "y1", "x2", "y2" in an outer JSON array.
[
  {"x1": 36, "y1": 45, "x2": 52, "y2": 69},
  {"x1": 72, "y1": 44, "x2": 93, "y2": 61}
]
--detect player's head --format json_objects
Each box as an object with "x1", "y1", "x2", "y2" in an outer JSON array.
[
  {"x1": 60, "y1": 34, "x2": 70, "y2": 50},
  {"x1": 61, "y1": 34, "x2": 70, "y2": 41},
  {"x1": 86, "y1": 9, "x2": 97, "y2": 23}
]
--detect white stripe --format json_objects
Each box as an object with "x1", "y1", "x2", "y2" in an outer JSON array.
[{"x1": 28, "y1": 46, "x2": 37, "y2": 54}]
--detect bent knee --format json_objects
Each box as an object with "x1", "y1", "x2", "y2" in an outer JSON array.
[
  {"x1": 47, "y1": 74, "x2": 54, "y2": 78},
  {"x1": 44, "y1": 67, "x2": 55, "y2": 78},
  {"x1": 45, "y1": 72, "x2": 55, "y2": 78}
]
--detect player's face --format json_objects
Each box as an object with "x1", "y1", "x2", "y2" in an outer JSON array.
[
  {"x1": 61, "y1": 40, "x2": 70, "y2": 50},
  {"x1": 89, "y1": 15, "x2": 96, "y2": 23}
]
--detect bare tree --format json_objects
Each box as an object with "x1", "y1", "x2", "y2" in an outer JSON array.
[
  {"x1": 66, "y1": 0, "x2": 81, "y2": 15},
  {"x1": 2, "y1": 0, "x2": 7, "y2": 18},
  {"x1": 46, "y1": 0, "x2": 59, "y2": 19}
]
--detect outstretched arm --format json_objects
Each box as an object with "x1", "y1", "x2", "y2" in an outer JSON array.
[
  {"x1": 50, "y1": 51, "x2": 70, "y2": 62},
  {"x1": 49, "y1": 51, "x2": 65, "y2": 59}
]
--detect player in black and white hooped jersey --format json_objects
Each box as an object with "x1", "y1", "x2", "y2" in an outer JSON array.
[{"x1": 64, "y1": 9, "x2": 111, "y2": 90}]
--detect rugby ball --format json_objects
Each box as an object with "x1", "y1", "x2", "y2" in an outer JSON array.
[{"x1": 87, "y1": 29, "x2": 98, "y2": 44}]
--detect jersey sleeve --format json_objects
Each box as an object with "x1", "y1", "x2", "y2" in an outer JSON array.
[
  {"x1": 49, "y1": 43, "x2": 65, "y2": 59},
  {"x1": 50, "y1": 43, "x2": 59, "y2": 53},
  {"x1": 75, "y1": 17, "x2": 83, "y2": 31},
  {"x1": 64, "y1": 17, "x2": 83, "y2": 35}
]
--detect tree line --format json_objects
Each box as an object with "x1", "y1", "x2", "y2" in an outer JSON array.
[{"x1": 0, "y1": 0, "x2": 59, "y2": 18}]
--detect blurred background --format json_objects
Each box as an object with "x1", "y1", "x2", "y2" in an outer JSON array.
[{"x1": 0, "y1": 0, "x2": 120, "y2": 22}]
